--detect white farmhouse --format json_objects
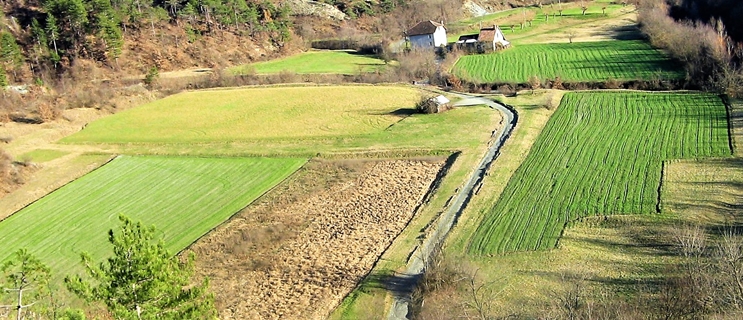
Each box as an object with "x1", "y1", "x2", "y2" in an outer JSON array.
[{"x1": 406, "y1": 21, "x2": 447, "y2": 50}]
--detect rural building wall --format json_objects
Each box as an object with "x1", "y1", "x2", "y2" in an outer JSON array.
[{"x1": 409, "y1": 26, "x2": 447, "y2": 49}]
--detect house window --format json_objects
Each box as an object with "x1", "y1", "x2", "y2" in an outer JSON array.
[
  {"x1": 428, "y1": 35, "x2": 432, "y2": 39},
  {"x1": 430, "y1": 42, "x2": 433, "y2": 46}
]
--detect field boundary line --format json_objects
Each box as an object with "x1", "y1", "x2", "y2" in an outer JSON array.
[
  {"x1": 0, "y1": 154, "x2": 117, "y2": 224},
  {"x1": 177, "y1": 158, "x2": 308, "y2": 256}
]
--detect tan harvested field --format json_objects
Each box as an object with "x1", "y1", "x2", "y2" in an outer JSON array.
[
  {"x1": 663, "y1": 158, "x2": 743, "y2": 224},
  {"x1": 515, "y1": 10, "x2": 641, "y2": 44},
  {"x1": 190, "y1": 159, "x2": 444, "y2": 319}
]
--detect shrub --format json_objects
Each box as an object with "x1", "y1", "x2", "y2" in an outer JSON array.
[{"x1": 144, "y1": 66, "x2": 159, "y2": 89}]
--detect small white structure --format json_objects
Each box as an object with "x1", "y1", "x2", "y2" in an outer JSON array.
[
  {"x1": 478, "y1": 25, "x2": 510, "y2": 49},
  {"x1": 432, "y1": 95, "x2": 450, "y2": 106},
  {"x1": 406, "y1": 21, "x2": 447, "y2": 50}
]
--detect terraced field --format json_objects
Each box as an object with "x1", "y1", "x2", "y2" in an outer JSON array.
[
  {"x1": 468, "y1": 92, "x2": 731, "y2": 255},
  {"x1": 0, "y1": 156, "x2": 305, "y2": 275},
  {"x1": 453, "y1": 40, "x2": 684, "y2": 83}
]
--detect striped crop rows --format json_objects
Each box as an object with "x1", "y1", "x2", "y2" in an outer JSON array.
[
  {"x1": 0, "y1": 156, "x2": 305, "y2": 275},
  {"x1": 453, "y1": 40, "x2": 685, "y2": 83},
  {"x1": 468, "y1": 92, "x2": 731, "y2": 255}
]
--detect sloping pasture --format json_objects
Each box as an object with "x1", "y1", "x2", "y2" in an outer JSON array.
[
  {"x1": 468, "y1": 92, "x2": 731, "y2": 255},
  {"x1": 60, "y1": 86, "x2": 498, "y2": 156},
  {"x1": 62, "y1": 86, "x2": 420, "y2": 144},
  {"x1": 453, "y1": 40, "x2": 684, "y2": 83},
  {"x1": 0, "y1": 156, "x2": 305, "y2": 275},
  {"x1": 233, "y1": 50, "x2": 387, "y2": 75}
]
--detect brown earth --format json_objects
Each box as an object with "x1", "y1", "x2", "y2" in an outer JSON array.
[{"x1": 189, "y1": 159, "x2": 445, "y2": 319}]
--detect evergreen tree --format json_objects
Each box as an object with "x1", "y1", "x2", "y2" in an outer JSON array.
[
  {"x1": 65, "y1": 215, "x2": 216, "y2": 320},
  {"x1": 0, "y1": 249, "x2": 52, "y2": 319},
  {"x1": 0, "y1": 67, "x2": 7, "y2": 87},
  {"x1": 0, "y1": 31, "x2": 24, "y2": 78},
  {"x1": 30, "y1": 19, "x2": 48, "y2": 48},
  {"x1": 45, "y1": 13, "x2": 60, "y2": 58}
]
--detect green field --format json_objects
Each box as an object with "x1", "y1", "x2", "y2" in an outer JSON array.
[
  {"x1": 60, "y1": 86, "x2": 497, "y2": 157},
  {"x1": 233, "y1": 50, "x2": 387, "y2": 75},
  {"x1": 0, "y1": 156, "x2": 305, "y2": 275},
  {"x1": 62, "y1": 86, "x2": 419, "y2": 144},
  {"x1": 468, "y1": 92, "x2": 731, "y2": 255},
  {"x1": 453, "y1": 40, "x2": 684, "y2": 83},
  {"x1": 448, "y1": 3, "x2": 626, "y2": 43},
  {"x1": 18, "y1": 149, "x2": 69, "y2": 162}
]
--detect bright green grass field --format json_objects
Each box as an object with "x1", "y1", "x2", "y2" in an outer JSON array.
[
  {"x1": 62, "y1": 86, "x2": 420, "y2": 144},
  {"x1": 0, "y1": 156, "x2": 305, "y2": 275},
  {"x1": 453, "y1": 40, "x2": 685, "y2": 83},
  {"x1": 468, "y1": 92, "x2": 731, "y2": 255},
  {"x1": 19, "y1": 149, "x2": 69, "y2": 162},
  {"x1": 233, "y1": 50, "x2": 386, "y2": 75}
]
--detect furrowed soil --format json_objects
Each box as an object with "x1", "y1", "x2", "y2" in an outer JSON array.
[{"x1": 189, "y1": 159, "x2": 445, "y2": 319}]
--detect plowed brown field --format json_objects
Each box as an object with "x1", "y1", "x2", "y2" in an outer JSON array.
[{"x1": 190, "y1": 159, "x2": 445, "y2": 319}]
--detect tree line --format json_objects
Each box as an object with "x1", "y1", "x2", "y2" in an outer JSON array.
[
  {"x1": 0, "y1": 0, "x2": 293, "y2": 81},
  {"x1": 0, "y1": 215, "x2": 215, "y2": 319},
  {"x1": 637, "y1": 0, "x2": 743, "y2": 97}
]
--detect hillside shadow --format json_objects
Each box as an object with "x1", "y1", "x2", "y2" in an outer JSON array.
[{"x1": 609, "y1": 25, "x2": 645, "y2": 41}]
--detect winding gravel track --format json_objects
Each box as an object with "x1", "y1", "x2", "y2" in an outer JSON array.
[{"x1": 387, "y1": 94, "x2": 517, "y2": 319}]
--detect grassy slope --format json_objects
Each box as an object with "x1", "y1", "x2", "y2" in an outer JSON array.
[
  {"x1": 62, "y1": 86, "x2": 419, "y2": 143},
  {"x1": 468, "y1": 92, "x2": 731, "y2": 255},
  {"x1": 448, "y1": 2, "x2": 627, "y2": 43},
  {"x1": 432, "y1": 92, "x2": 739, "y2": 317},
  {"x1": 0, "y1": 156, "x2": 305, "y2": 276},
  {"x1": 453, "y1": 40, "x2": 684, "y2": 83},
  {"x1": 18, "y1": 149, "x2": 69, "y2": 162},
  {"x1": 233, "y1": 50, "x2": 387, "y2": 75},
  {"x1": 60, "y1": 86, "x2": 496, "y2": 157}
]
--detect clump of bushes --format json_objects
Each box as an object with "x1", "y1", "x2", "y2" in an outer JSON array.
[{"x1": 416, "y1": 95, "x2": 451, "y2": 114}]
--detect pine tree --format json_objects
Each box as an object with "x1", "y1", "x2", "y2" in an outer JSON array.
[
  {"x1": 45, "y1": 14, "x2": 60, "y2": 58},
  {"x1": 65, "y1": 215, "x2": 216, "y2": 320},
  {"x1": 0, "y1": 249, "x2": 52, "y2": 320},
  {"x1": 0, "y1": 67, "x2": 7, "y2": 87},
  {"x1": 0, "y1": 31, "x2": 23, "y2": 78}
]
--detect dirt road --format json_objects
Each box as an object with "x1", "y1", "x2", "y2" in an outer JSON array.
[{"x1": 387, "y1": 95, "x2": 517, "y2": 319}]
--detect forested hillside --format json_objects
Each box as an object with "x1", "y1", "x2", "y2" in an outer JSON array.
[{"x1": 0, "y1": 0, "x2": 298, "y2": 83}]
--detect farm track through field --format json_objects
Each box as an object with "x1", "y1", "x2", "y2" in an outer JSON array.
[{"x1": 387, "y1": 95, "x2": 516, "y2": 320}]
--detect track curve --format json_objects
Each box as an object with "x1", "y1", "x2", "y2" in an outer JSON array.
[{"x1": 387, "y1": 94, "x2": 517, "y2": 319}]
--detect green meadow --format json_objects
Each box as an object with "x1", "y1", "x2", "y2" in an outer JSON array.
[
  {"x1": 0, "y1": 156, "x2": 305, "y2": 275},
  {"x1": 233, "y1": 50, "x2": 387, "y2": 75},
  {"x1": 453, "y1": 40, "x2": 684, "y2": 83},
  {"x1": 468, "y1": 92, "x2": 731, "y2": 255}
]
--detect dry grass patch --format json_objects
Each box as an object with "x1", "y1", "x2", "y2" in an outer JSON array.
[
  {"x1": 662, "y1": 158, "x2": 743, "y2": 224},
  {"x1": 190, "y1": 159, "x2": 444, "y2": 319}
]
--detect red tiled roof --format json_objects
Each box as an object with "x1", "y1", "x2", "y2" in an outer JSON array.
[
  {"x1": 478, "y1": 26, "x2": 504, "y2": 42},
  {"x1": 406, "y1": 20, "x2": 444, "y2": 36}
]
